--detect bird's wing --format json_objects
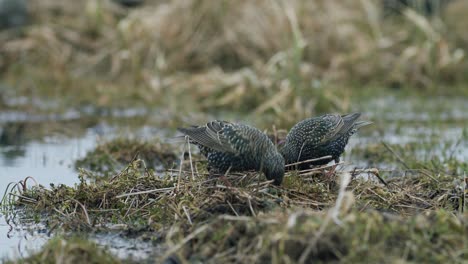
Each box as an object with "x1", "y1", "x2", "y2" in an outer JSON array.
[
  {"x1": 329, "y1": 113, "x2": 362, "y2": 140},
  {"x1": 314, "y1": 114, "x2": 345, "y2": 145},
  {"x1": 318, "y1": 112, "x2": 363, "y2": 144},
  {"x1": 178, "y1": 120, "x2": 236, "y2": 153}
]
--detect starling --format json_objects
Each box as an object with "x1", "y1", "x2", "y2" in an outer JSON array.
[
  {"x1": 281, "y1": 113, "x2": 371, "y2": 169},
  {"x1": 178, "y1": 121, "x2": 285, "y2": 185}
]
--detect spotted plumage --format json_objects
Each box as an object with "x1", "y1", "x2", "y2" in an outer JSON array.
[
  {"x1": 281, "y1": 113, "x2": 371, "y2": 169},
  {"x1": 178, "y1": 121, "x2": 285, "y2": 185}
]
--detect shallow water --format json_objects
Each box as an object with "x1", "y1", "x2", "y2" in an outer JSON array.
[
  {"x1": 0, "y1": 95, "x2": 467, "y2": 260},
  {"x1": 0, "y1": 125, "x2": 101, "y2": 259},
  {"x1": 0, "y1": 113, "x2": 170, "y2": 260},
  {"x1": 0, "y1": 218, "x2": 49, "y2": 260},
  {"x1": 351, "y1": 95, "x2": 467, "y2": 169}
]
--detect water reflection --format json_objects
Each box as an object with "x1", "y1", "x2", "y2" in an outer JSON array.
[
  {"x1": 0, "y1": 217, "x2": 49, "y2": 260},
  {"x1": 0, "y1": 113, "x2": 173, "y2": 259},
  {"x1": 0, "y1": 122, "x2": 26, "y2": 146},
  {"x1": 0, "y1": 121, "x2": 102, "y2": 259}
]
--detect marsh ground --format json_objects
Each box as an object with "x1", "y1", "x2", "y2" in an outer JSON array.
[{"x1": 0, "y1": 0, "x2": 467, "y2": 263}]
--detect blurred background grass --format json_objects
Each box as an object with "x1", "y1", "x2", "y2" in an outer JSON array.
[
  {"x1": 1, "y1": 0, "x2": 467, "y2": 126},
  {"x1": 1, "y1": 2, "x2": 467, "y2": 262}
]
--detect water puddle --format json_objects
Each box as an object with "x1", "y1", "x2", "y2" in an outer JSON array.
[
  {"x1": 345, "y1": 95, "x2": 468, "y2": 169},
  {"x1": 0, "y1": 127, "x2": 98, "y2": 259},
  {"x1": 90, "y1": 232, "x2": 159, "y2": 260},
  {"x1": 0, "y1": 218, "x2": 49, "y2": 260},
  {"x1": 0, "y1": 112, "x2": 174, "y2": 260}
]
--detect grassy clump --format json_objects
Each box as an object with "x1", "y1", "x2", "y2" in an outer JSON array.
[
  {"x1": 75, "y1": 138, "x2": 179, "y2": 177},
  {"x1": 3, "y1": 236, "x2": 122, "y2": 264},
  {"x1": 11, "y1": 163, "x2": 465, "y2": 229},
  {"x1": 4, "y1": 157, "x2": 466, "y2": 234},
  {"x1": 165, "y1": 208, "x2": 468, "y2": 263},
  {"x1": 1, "y1": 155, "x2": 466, "y2": 262}
]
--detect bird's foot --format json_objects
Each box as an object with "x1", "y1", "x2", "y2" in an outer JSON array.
[
  {"x1": 208, "y1": 168, "x2": 233, "y2": 187},
  {"x1": 326, "y1": 163, "x2": 339, "y2": 177},
  {"x1": 219, "y1": 175, "x2": 233, "y2": 187}
]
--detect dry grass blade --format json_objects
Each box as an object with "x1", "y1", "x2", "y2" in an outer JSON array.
[
  {"x1": 298, "y1": 172, "x2": 352, "y2": 264},
  {"x1": 353, "y1": 168, "x2": 388, "y2": 186},
  {"x1": 298, "y1": 162, "x2": 343, "y2": 176},
  {"x1": 404, "y1": 8, "x2": 440, "y2": 41},
  {"x1": 161, "y1": 224, "x2": 210, "y2": 261},
  {"x1": 381, "y1": 141, "x2": 410, "y2": 169},
  {"x1": 186, "y1": 136, "x2": 196, "y2": 181},
  {"x1": 71, "y1": 199, "x2": 91, "y2": 226},
  {"x1": 285, "y1": 156, "x2": 333, "y2": 168},
  {"x1": 115, "y1": 187, "x2": 175, "y2": 198},
  {"x1": 182, "y1": 205, "x2": 193, "y2": 225}
]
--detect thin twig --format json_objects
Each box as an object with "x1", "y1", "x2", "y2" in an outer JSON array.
[
  {"x1": 182, "y1": 205, "x2": 193, "y2": 225},
  {"x1": 218, "y1": 215, "x2": 251, "y2": 221},
  {"x1": 298, "y1": 162, "x2": 344, "y2": 176},
  {"x1": 71, "y1": 199, "x2": 91, "y2": 226},
  {"x1": 248, "y1": 198, "x2": 256, "y2": 217},
  {"x1": 186, "y1": 136, "x2": 196, "y2": 181},
  {"x1": 354, "y1": 168, "x2": 388, "y2": 186},
  {"x1": 116, "y1": 187, "x2": 174, "y2": 198},
  {"x1": 299, "y1": 173, "x2": 352, "y2": 264},
  {"x1": 161, "y1": 225, "x2": 209, "y2": 261},
  {"x1": 176, "y1": 140, "x2": 186, "y2": 192},
  {"x1": 381, "y1": 141, "x2": 409, "y2": 169},
  {"x1": 226, "y1": 201, "x2": 240, "y2": 216},
  {"x1": 419, "y1": 169, "x2": 440, "y2": 183},
  {"x1": 110, "y1": 153, "x2": 139, "y2": 182},
  {"x1": 8, "y1": 193, "x2": 37, "y2": 204},
  {"x1": 286, "y1": 156, "x2": 333, "y2": 168}
]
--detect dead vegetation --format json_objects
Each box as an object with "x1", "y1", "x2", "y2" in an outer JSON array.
[
  {"x1": 1, "y1": 0, "x2": 468, "y2": 126},
  {"x1": 2, "y1": 155, "x2": 466, "y2": 262},
  {"x1": 165, "y1": 208, "x2": 467, "y2": 263}
]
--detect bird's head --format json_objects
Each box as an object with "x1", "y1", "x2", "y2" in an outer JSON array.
[
  {"x1": 263, "y1": 152, "x2": 285, "y2": 186},
  {"x1": 279, "y1": 142, "x2": 296, "y2": 165}
]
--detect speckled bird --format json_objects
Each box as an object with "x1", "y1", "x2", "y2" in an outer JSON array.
[
  {"x1": 280, "y1": 113, "x2": 371, "y2": 169},
  {"x1": 178, "y1": 121, "x2": 285, "y2": 185}
]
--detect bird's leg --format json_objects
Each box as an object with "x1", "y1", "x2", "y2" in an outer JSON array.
[
  {"x1": 219, "y1": 175, "x2": 233, "y2": 187},
  {"x1": 209, "y1": 167, "x2": 233, "y2": 187},
  {"x1": 326, "y1": 158, "x2": 340, "y2": 177},
  {"x1": 207, "y1": 166, "x2": 220, "y2": 181}
]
